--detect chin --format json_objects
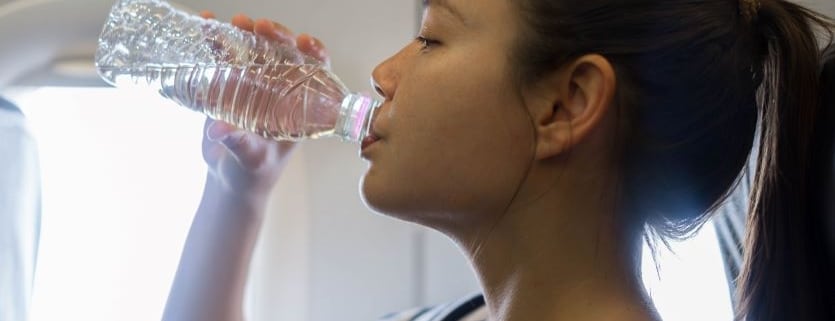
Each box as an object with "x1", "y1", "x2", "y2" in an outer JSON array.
[
  {"x1": 359, "y1": 171, "x2": 423, "y2": 223},
  {"x1": 359, "y1": 172, "x2": 396, "y2": 215}
]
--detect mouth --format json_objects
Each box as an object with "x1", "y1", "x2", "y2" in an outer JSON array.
[
  {"x1": 360, "y1": 102, "x2": 384, "y2": 158},
  {"x1": 360, "y1": 132, "x2": 381, "y2": 157}
]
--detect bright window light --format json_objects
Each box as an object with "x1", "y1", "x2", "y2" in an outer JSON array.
[
  {"x1": 11, "y1": 87, "x2": 207, "y2": 321},
  {"x1": 642, "y1": 221, "x2": 735, "y2": 321}
]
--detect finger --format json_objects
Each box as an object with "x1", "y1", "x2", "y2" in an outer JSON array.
[
  {"x1": 200, "y1": 11, "x2": 231, "y2": 62},
  {"x1": 207, "y1": 120, "x2": 237, "y2": 142},
  {"x1": 296, "y1": 33, "x2": 330, "y2": 65},
  {"x1": 200, "y1": 10, "x2": 216, "y2": 20},
  {"x1": 274, "y1": 141, "x2": 298, "y2": 158},
  {"x1": 231, "y1": 14, "x2": 255, "y2": 33},
  {"x1": 254, "y1": 19, "x2": 296, "y2": 46},
  {"x1": 219, "y1": 131, "x2": 269, "y2": 169},
  {"x1": 202, "y1": 118, "x2": 226, "y2": 167}
]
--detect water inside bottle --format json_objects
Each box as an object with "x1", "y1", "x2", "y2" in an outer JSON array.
[{"x1": 98, "y1": 63, "x2": 345, "y2": 140}]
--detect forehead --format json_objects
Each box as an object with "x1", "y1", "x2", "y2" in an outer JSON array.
[
  {"x1": 422, "y1": 0, "x2": 516, "y2": 27},
  {"x1": 423, "y1": 0, "x2": 466, "y2": 22}
]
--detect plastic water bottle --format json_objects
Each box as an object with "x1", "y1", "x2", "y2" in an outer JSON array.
[{"x1": 94, "y1": 0, "x2": 379, "y2": 142}]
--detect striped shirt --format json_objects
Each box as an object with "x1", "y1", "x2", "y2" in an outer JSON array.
[{"x1": 379, "y1": 293, "x2": 487, "y2": 321}]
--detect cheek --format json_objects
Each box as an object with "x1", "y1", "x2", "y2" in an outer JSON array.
[
  {"x1": 361, "y1": 71, "x2": 534, "y2": 219},
  {"x1": 361, "y1": 41, "x2": 536, "y2": 217}
]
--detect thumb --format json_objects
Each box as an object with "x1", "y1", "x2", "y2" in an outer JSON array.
[
  {"x1": 207, "y1": 120, "x2": 236, "y2": 142},
  {"x1": 206, "y1": 120, "x2": 252, "y2": 165}
]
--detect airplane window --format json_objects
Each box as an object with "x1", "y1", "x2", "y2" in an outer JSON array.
[{"x1": 9, "y1": 87, "x2": 206, "y2": 321}]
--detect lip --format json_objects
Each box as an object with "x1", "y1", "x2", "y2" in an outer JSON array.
[
  {"x1": 360, "y1": 133, "x2": 381, "y2": 157},
  {"x1": 360, "y1": 103, "x2": 384, "y2": 158}
]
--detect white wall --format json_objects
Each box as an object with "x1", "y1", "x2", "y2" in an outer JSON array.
[{"x1": 799, "y1": 0, "x2": 835, "y2": 17}]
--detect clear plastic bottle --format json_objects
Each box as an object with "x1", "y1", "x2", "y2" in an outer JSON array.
[{"x1": 95, "y1": 0, "x2": 379, "y2": 142}]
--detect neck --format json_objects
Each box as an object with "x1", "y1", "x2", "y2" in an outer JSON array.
[{"x1": 446, "y1": 163, "x2": 657, "y2": 321}]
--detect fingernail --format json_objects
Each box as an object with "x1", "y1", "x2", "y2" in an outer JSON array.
[
  {"x1": 220, "y1": 133, "x2": 246, "y2": 150},
  {"x1": 207, "y1": 121, "x2": 228, "y2": 142},
  {"x1": 221, "y1": 135, "x2": 236, "y2": 148}
]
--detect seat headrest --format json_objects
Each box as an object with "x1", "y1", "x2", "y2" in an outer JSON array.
[{"x1": 818, "y1": 49, "x2": 835, "y2": 273}]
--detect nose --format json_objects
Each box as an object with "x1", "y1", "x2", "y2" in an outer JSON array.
[{"x1": 371, "y1": 53, "x2": 399, "y2": 101}]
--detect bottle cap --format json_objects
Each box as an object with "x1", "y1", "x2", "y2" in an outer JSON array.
[{"x1": 336, "y1": 93, "x2": 380, "y2": 142}]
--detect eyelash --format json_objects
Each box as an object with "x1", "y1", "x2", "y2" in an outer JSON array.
[{"x1": 415, "y1": 36, "x2": 440, "y2": 50}]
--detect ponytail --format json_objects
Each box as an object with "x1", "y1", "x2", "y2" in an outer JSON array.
[{"x1": 737, "y1": 1, "x2": 835, "y2": 320}]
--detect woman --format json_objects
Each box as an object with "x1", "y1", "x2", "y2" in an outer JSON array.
[{"x1": 162, "y1": 0, "x2": 835, "y2": 320}]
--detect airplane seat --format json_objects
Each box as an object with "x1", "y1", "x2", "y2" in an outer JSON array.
[{"x1": 817, "y1": 47, "x2": 835, "y2": 291}]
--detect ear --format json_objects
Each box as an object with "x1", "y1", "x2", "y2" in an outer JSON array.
[{"x1": 527, "y1": 54, "x2": 616, "y2": 160}]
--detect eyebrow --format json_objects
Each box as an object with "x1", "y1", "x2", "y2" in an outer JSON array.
[{"x1": 423, "y1": 0, "x2": 468, "y2": 25}]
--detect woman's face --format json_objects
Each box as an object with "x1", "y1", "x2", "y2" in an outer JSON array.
[{"x1": 361, "y1": 0, "x2": 537, "y2": 228}]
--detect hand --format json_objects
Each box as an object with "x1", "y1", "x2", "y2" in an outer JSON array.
[{"x1": 199, "y1": 11, "x2": 331, "y2": 202}]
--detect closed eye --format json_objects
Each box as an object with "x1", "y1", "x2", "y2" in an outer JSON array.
[{"x1": 415, "y1": 36, "x2": 440, "y2": 50}]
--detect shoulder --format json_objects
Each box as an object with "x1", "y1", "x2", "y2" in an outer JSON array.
[{"x1": 378, "y1": 293, "x2": 487, "y2": 321}]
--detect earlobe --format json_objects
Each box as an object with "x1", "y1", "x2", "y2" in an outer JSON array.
[{"x1": 532, "y1": 54, "x2": 616, "y2": 160}]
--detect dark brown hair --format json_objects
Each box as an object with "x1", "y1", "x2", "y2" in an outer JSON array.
[{"x1": 511, "y1": 0, "x2": 835, "y2": 320}]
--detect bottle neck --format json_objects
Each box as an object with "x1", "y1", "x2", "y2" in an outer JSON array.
[{"x1": 335, "y1": 93, "x2": 381, "y2": 143}]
